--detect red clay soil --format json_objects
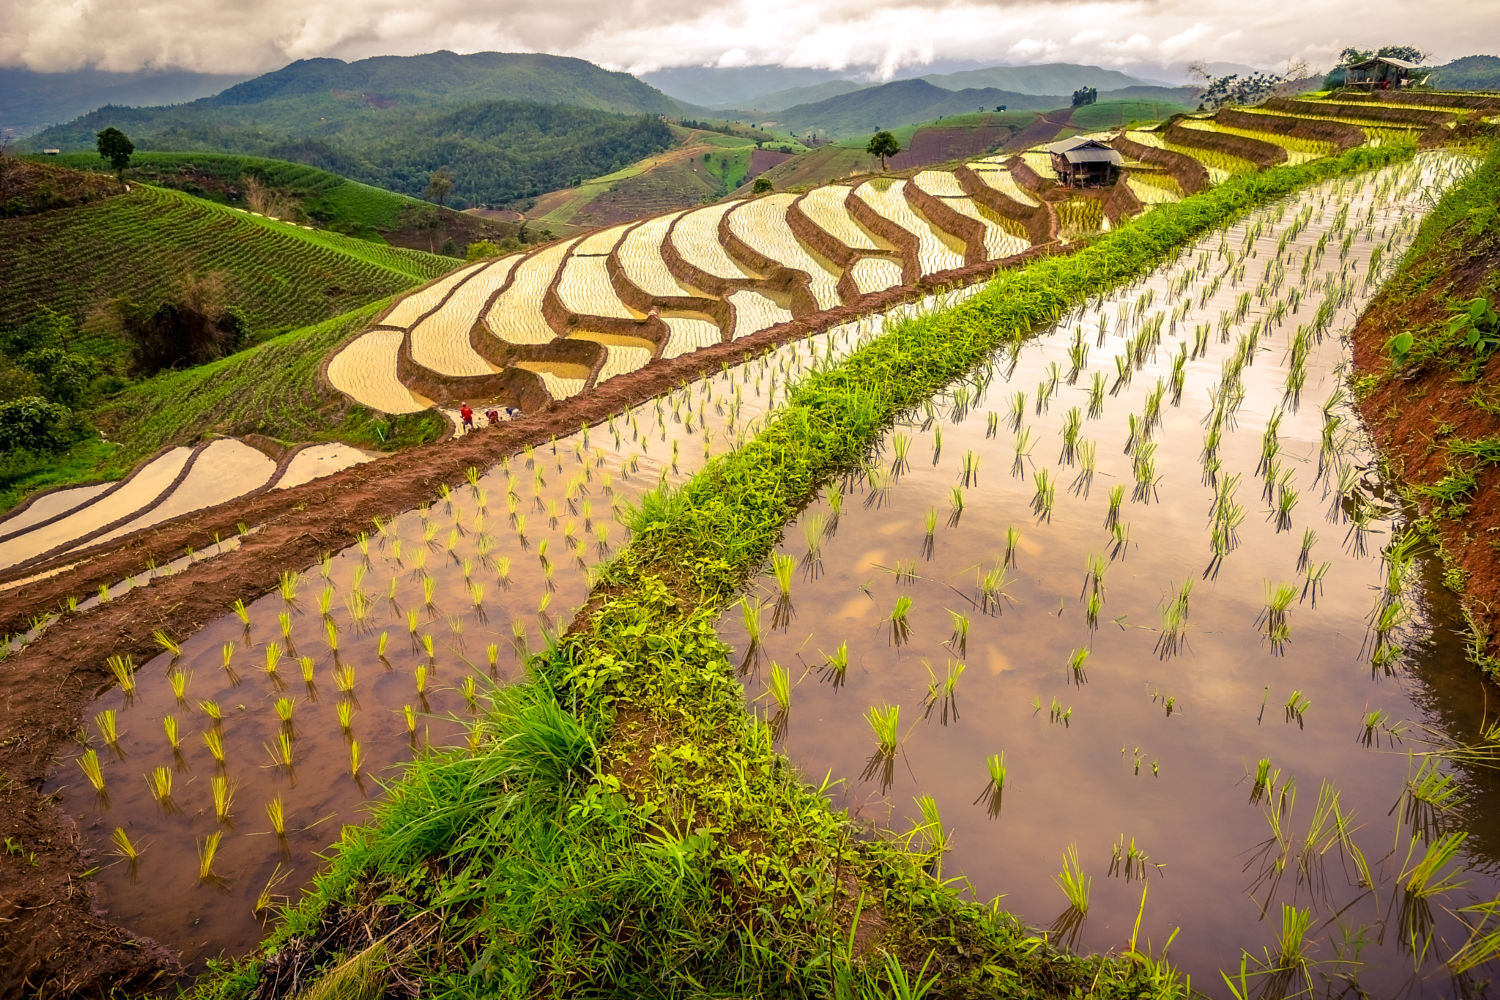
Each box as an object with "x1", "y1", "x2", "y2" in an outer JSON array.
[
  {"x1": 1349, "y1": 228, "x2": 1500, "y2": 662},
  {"x1": 0, "y1": 244, "x2": 1074, "y2": 998},
  {"x1": 746, "y1": 148, "x2": 794, "y2": 180},
  {"x1": 999, "y1": 112, "x2": 1071, "y2": 154},
  {"x1": 888, "y1": 124, "x2": 1010, "y2": 170}
]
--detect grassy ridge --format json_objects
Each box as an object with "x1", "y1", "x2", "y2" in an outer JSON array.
[
  {"x1": 1, "y1": 183, "x2": 454, "y2": 345},
  {"x1": 96, "y1": 299, "x2": 444, "y2": 460},
  {"x1": 46, "y1": 151, "x2": 512, "y2": 246},
  {"x1": 203, "y1": 142, "x2": 1415, "y2": 998}
]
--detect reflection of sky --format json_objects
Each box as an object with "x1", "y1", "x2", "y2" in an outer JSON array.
[{"x1": 730, "y1": 153, "x2": 1500, "y2": 996}]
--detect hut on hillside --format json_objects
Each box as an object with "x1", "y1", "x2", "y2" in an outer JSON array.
[
  {"x1": 1047, "y1": 137, "x2": 1123, "y2": 188},
  {"x1": 1345, "y1": 56, "x2": 1423, "y2": 90}
]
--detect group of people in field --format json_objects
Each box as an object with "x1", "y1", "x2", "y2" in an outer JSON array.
[{"x1": 457, "y1": 402, "x2": 521, "y2": 433}]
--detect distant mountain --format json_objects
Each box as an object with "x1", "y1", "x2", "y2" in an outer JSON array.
[
  {"x1": 207, "y1": 51, "x2": 680, "y2": 115},
  {"x1": 0, "y1": 66, "x2": 250, "y2": 139},
  {"x1": 640, "y1": 65, "x2": 848, "y2": 108},
  {"x1": 770, "y1": 79, "x2": 1055, "y2": 138},
  {"x1": 724, "y1": 80, "x2": 868, "y2": 112},
  {"x1": 1427, "y1": 55, "x2": 1500, "y2": 90},
  {"x1": 922, "y1": 63, "x2": 1150, "y2": 96},
  {"x1": 23, "y1": 52, "x2": 683, "y2": 207}
]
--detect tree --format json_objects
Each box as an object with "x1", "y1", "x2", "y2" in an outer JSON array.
[
  {"x1": 1195, "y1": 70, "x2": 1288, "y2": 111},
  {"x1": 96, "y1": 127, "x2": 134, "y2": 180},
  {"x1": 1071, "y1": 87, "x2": 1098, "y2": 108},
  {"x1": 465, "y1": 240, "x2": 502, "y2": 261},
  {"x1": 752, "y1": 177, "x2": 774, "y2": 194},
  {"x1": 0, "y1": 397, "x2": 88, "y2": 455},
  {"x1": 425, "y1": 169, "x2": 454, "y2": 208},
  {"x1": 866, "y1": 131, "x2": 901, "y2": 170}
]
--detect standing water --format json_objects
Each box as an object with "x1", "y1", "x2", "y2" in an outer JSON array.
[{"x1": 722, "y1": 153, "x2": 1500, "y2": 996}]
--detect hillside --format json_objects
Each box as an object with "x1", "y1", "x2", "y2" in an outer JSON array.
[
  {"x1": 46, "y1": 151, "x2": 516, "y2": 252},
  {"x1": 769, "y1": 79, "x2": 1053, "y2": 138},
  {"x1": 0, "y1": 180, "x2": 454, "y2": 354},
  {"x1": 28, "y1": 100, "x2": 675, "y2": 209},
  {"x1": 0, "y1": 66, "x2": 249, "y2": 139},
  {"x1": 1427, "y1": 55, "x2": 1500, "y2": 90},
  {"x1": 728, "y1": 80, "x2": 868, "y2": 112},
  {"x1": 24, "y1": 52, "x2": 683, "y2": 207},
  {"x1": 921, "y1": 62, "x2": 1151, "y2": 95},
  {"x1": 640, "y1": 65, "x2": 848, "y2": 107},
  {"x1": 206, "y1": 51, "x2": 679, "y2": 115},
  {"x1": 763, "y1": 79, "x2": 1192, "y2": 139}
]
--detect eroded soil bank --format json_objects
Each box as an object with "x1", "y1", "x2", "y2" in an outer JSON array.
[{"x1": 1349, "y1": 145, "x2": 1500, "y2": 670}]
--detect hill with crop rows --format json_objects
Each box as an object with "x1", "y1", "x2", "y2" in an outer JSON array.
[
  {"x1": 45, "y1": 151, "x2": 517, "y2": 252},
  {"x1": 0, "y1": 180, "x2": 454, "y2": 351}
]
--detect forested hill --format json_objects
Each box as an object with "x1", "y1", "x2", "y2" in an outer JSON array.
[
  {"x1": 24, "y1": 52, "x2": 683, "y2": 208},
  {"x1": 202, "y1": 51, "x2": 681, "y2": 115}
]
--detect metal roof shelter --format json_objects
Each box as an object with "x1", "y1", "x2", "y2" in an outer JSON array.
[
  {"x1": 1047, "y1": 137, "x2": 1124, "y2": 188},
  {"x1": 1346, "y1": 56, "x2": 1423, "y2": 90}
]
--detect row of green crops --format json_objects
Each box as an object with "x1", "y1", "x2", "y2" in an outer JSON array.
[
  {"x1": 199, "y1": 140, "x2": 1417, "y2": 999},
  {"x1": 1, "y1": 185, "x2": 452, "y2": 337}
]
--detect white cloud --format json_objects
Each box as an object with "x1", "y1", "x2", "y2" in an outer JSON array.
[{"x1": 1, "y1": 0, "x2": 1497, "y2": 77}]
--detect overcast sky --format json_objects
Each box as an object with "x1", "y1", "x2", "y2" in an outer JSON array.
[{"x1": 4, "y1": 0, "x2": 1498, "y2": 79}]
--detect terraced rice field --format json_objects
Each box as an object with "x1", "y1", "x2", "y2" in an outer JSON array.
[
  {"x1": 0, "y1": 440, "x2": 372, "y2": 574},
  {"x1": 724, "y1": 153, "x2": 1497, "y2": 996},
  {"x1": 321, "y1": 93, "x2": 1461, "y2": 431},
  {"x1": 727, "y1": 194, "x2": 842, "y2": 310},
  {"x1": 853, "y1": 178, "x2": 968, "y2": 276}
]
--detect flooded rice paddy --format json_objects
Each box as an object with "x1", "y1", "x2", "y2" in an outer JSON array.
[
  {"x1": 43, "y1": 297, "x2": 976, "y2": 969},
  {"x1": 45, "y1": 153, "x2": 1500, "y2": 993},
  {"x1": 720, "y1": 154, "x2": 1500, "y2": 996}
]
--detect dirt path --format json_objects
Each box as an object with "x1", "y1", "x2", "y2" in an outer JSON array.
[{"x1": 0, "y1": 246, "x2": 1068, "y2": 997}]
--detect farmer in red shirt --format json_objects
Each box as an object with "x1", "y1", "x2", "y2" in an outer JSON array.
[{"x1": 459, "y1": 403, "x2": 474, "y2": 432}]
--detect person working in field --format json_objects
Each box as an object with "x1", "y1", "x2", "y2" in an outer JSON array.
[
  {"x1": 459, "y1": 403, "x2": 474, "y2": 432},
  {"x1": 485, "y1": 408, "x2": 500, "y2": 426}
]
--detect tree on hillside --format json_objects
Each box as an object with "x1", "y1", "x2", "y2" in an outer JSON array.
[
  {"x1": 1188, "y1": 63, "x2": 1289, "y2": 111},
  {"x1": 426, "y1": 169, "x2": 454, "y2": 208},
  {"x1": 96, "y1": 127, "x2": 134, "y2": 181},
  {"x1": 1071, "y1": 87, "x2": 1098, "y2": 108},
  {"x1": 866, "y1": 131, "x2": 901, "y2": 170},
  {"x1": 1338, "y1": 45, "x2": 1427, "y2": 66},
  {"x1": 752, "y1": 177, "x2": 774, "y2": 194}
]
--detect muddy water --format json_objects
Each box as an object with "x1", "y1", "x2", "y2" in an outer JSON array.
[
  {"x1": 44, "y1": 294, "x2": 987, "y2": 970},
  {"x1": 723, "y1": 155, "x2": 1500, "y2": 995}
]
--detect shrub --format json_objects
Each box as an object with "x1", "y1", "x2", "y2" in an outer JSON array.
[
  {"x1": 0, "y1": 397, "x2": 90, "y2": 454},
  {"x1": 465, "y1": 239, "x2": 501, "y2": 261}
]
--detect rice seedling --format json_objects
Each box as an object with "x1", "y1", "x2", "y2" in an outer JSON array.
[
  {"x1": 162, "y1": 714, "x2": 182, "y2": 751},
  {"x1": 890, "y1": 432, "x2": 911, "y2": 475},
  {"x1": 349, "y1": 739, "x2": 363, "y2": 778},
  {"x1": 1285, "y1": 690, "x2": 1311, "y2": 725},
  {"x1": 1054, "y1": 844, "x2": 1091, "y2": 915},
  {"x1": 1261, "y1": 581, "x2": 1297, "y2": 652},
  {"x1": 1156, "y1": 578, "x2": 1193, "y2": 658},
  {"x1": 1296, "y1": 528, "x2": 1317, "y2": 573},
  {"x1": 1087, "y1": 371, "x2": 1105, "y2": 418},
  {"x1": 271, "y1": 730, "x2": 294, "y2": 769},
  {"x1": 107, "y1": 654, "x2": 136, "y2": 697},
  {"x1": 1031, "y1": 469, "x2": 1055, "y2": 522},
  {"x1": 1105, "y1": 486, "x2": 1124, "y2": 529},
  {"x1": 212, "y1": 775, "x2": 235, "y2": 823},
  {"x1": 278, "y1": 571, "x2": 300, "y2": 603},
  {"x1": 960, "y1": 450, "x2": 980, "y2": 487},
  {"x1": 317, "y1": 585, "x2": 334, "y2": 616},
  {"x1": 978, "y1": 562, "x2": 1010, "y2": 615},
  {"x1": 1399, "y1": 830, "x2": 1469, "y2": 900},
  {"x1": 76, "y1": 748, "x2": 105, "y2": 793},
  {"x1": 403, "y1": 704, "x2": 417, "y2": 737},
  {"x1": 202, "y1": 728, "x2": 225, "y2": 765},
  {"x1": 231, "y1": 599, "x2": 250, "y2": 625},
  {"x1": 167, "y1": 667, "x2": 190, "y2": 704},
  {"x1": 197, "y1": 832, "x2": 221, "y2": 881},
  {"x1": 771, "y1": 553, "x2": 796, "y2": 628},
  {"x1": 1251, "y1": 757, "x2": 1277, "y2": 804},
  {"x1": 278, "y1": 611, "x2": 293, "y2": 641},
  {"x1": 152, "y1": 629, "x2": 182, "y2": 658},
  {"x1": 1068, "y1": 647, "x2": 1090, "y2": 683},
  {"x1": 335, "y1": 663, "x2": 356, "y2": 693},
  {"x1": 273, "y1": 696, "x2": 295, "y2": 726},
  {"x1": 94, "y1": 709, "x2": 118, "y2": 746},
  {"x1": 147, "y1": 766, "x2": 172, "y2": 804},
  {"x1": 887, "y1": 595, "x2": 914, "y2": 646},
  {"x1": 767, "y1": 661, "x2": 792, "y2": 719},
  {"x1": 945, "y1": 610, "x2": 970, "y2": 657},
  {"x1": 110, "y1": 827, "x2": 139, "y2": 863},
  {"x1": 866, "y1": 704, "x2": 901, "y2": 757},
  {"x1": 415, "y1": 664, "x2": 428, "y2": 697}
]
